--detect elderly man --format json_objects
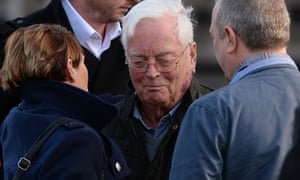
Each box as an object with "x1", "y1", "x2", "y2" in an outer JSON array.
[{"x1": 102, "y1": 0, "x2": 213, "y2": 179}]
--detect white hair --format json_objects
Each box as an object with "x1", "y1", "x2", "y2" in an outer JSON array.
[{"x1": 121, "y1": 0, "x2": 194, "y2": 50}]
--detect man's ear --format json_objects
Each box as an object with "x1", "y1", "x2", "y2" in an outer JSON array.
[
  {"x1": 190, "y1": 42, "x2": 197, "y2": 61},
  {"x1": 189, "y1": 42, "x2": 197, "y2": 74},
  {"x1": 224, "y1": 26, "x2": 237, "y2": 53},
  {"x1": 65, "y1": 59, "x2": 75, "y2": 82}
]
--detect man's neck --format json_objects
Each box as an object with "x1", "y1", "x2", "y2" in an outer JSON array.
[{"x1": 68, "y1": 0, "x2": 107, "y2": 37}]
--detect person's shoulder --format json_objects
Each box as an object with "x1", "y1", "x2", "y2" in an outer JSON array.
[
  {"x1": 51, "y1": 120, "x2": 101, "y2": 143},
  {"x1": 102, "y1": 94, "x2": 135, "y2": 135},
  {"x1": 192, "y1": 85, "x2": 232, "y2": 106},
  {"x1": 0, "y1": 18, "x2": 25, "y2": 33},
  {"x1": 96, "y1": 93, "x2": 125, "y2": 104},
  {"x1": 198, "y1": 84, "x2": 214, "y2": 93},
  {"x1": 0, "y1": 18, "x2": 27, "y2": 45},
  {"x1": 188, "y1": 77, "x2": 214, "y2": 98},
  {"x1": 102, "y1": 115, "x2": 125, "y2": 140},
  {"x1": 114, "y1": 93, "x2": 135, "y2": 110}
]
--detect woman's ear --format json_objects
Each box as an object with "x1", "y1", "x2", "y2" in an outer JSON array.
[
  {"x1": 224, "y1": 26, "x2": 237, "y2": 53},
  {"x1": 65, "y1": 59, "x2": 75, "y2": 82}
]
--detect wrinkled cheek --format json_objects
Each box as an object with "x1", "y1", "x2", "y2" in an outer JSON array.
[
  {"x1": 129, "y1": 71, "x2": 143, "y2": 90},
  {"x1": 182, "y1": 71, "x2": 193, "y2": 90}
]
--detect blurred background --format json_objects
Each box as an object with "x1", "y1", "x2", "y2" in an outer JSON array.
[{"x1": 0, "y1": 0, "x2": 299, "y2": 89}]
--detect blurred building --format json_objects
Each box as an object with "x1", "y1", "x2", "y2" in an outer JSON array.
[
  {"x1": 0, "y1": 0, "x2": 299, "y2": 89},
  {"x1": 0, "y1": 0, "x2": 50, "y2": 20}
]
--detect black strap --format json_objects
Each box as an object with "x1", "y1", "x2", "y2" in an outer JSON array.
[{"x1": 12, "y1": 118, "x2": 84, "y2": 180}]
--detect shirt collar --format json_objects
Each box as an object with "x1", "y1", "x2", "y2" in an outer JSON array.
[
  {"x1": 61, "y1": 0, "x2": 95, "y2": 45},
  {"x1": 61, "y1": 0, "x2": 121, "y2": 58},
  {"x1": 133, "y1": 97, "x2": 181, "y2": 137},
  {"x1": 230, "y1": 52, "x2": 298, "y2": 84}
]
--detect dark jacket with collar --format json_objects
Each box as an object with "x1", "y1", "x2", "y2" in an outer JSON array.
[
  {"x1": 0, "y1": 0, "x2": 131, "y2": 122},
  {"x1": 0, "y1": 80, "x2": 130, "y2": 179},
  {"x1": 102, "y1": 77, "x2": 213, "y2": 180}
]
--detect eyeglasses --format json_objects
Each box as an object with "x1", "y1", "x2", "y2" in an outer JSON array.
[{"x1": 126, "y1": 45, "x2": 189, "y2": 73}]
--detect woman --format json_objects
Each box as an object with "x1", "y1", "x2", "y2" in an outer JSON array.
[{"x1": 0, "y1": 24, "x2": 129, "y2": 179}]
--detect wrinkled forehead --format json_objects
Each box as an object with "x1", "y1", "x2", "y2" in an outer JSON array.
[{"x1": 127, "y1": 18, "x2": 181, "y2": 50}]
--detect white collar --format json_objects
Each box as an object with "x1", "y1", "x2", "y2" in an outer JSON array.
[{"x1": 61, "y1": 0, "x2": 121, "y2": 58}]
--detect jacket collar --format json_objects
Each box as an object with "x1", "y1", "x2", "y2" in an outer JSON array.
[{"x1": 19, "y1": 80, "x2": 117, "y2": 129}]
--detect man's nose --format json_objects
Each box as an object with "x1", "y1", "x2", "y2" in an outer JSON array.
[{"x1": 145, "y1": 62, "x2": 160, "y2": 78}]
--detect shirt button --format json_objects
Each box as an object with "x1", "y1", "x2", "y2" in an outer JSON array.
[{"x1": 115, "y1": 161, "x2": 122, "y2": 172}]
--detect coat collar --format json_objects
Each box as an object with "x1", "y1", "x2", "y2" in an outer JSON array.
[{"x1": 19, "y1": 80, "x2": 117, "y2": 129}]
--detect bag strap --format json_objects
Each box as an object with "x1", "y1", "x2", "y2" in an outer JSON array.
[{"x1": 12, "y1": 117, "x2": 84, "y2": 180}]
